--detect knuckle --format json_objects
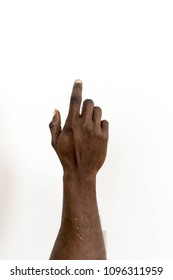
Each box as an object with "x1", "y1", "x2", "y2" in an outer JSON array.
[
  {"x1": 49, "y1": 121, "x2": 53, "y2": 129},
  {"x1": 71, "y1": 95, "x2": 81, "y2": 104},
  {"x1": 103, "y1": 131, "x2": 109, "y2": 140},
  {"x1": 49, "y1": 120, "x2": 56, "y2": 129},
  {"x1": 83, "y1": 120, "x2": 93, "y2": 131},
  {"x1": 65, "y1": 121, "x2": 76, "y2": 130},
  {"x1": 94, "y1": 128, "x2": 102, "y2": 137}
]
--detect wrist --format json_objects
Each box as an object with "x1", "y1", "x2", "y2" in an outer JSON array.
[
  {"x1": 63, "y1": 169, "x2": 97, "y2": 182},
  {"x1": 63, "y1": 169, "x2": 97, "y2": 198}
]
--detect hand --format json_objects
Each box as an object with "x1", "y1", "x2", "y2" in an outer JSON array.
[{"x1": 49, "y1": 79, "x2": 109, "y2": 176}]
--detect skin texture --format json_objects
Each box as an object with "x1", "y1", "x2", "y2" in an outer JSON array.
[{"x1": 49, "y1": 79, "x2": 109, "y2": 260}]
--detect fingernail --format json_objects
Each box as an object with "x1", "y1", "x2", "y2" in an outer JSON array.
[
  {"x1": 53, "y1": 109, "x2": 57, "y2": 117},
  {"x1": 74, "y1": 79, "x2": 82, "y2": 84}
]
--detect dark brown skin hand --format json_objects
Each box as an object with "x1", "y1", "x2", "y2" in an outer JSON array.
[
  {"x1": 49, "y1": 79, "x2": 109, "y2": 260},
  {"x1": 49, "y1": 79, "x2": 109, "y2": 177}
]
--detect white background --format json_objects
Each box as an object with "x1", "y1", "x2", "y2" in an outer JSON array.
[{"x1": 0, "y1": 0, "x2": 173, "y2": 259}]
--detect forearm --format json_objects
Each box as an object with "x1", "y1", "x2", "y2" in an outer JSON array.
[{"x1": 49, "y1": 171, "x2": 106, "y2": 260}]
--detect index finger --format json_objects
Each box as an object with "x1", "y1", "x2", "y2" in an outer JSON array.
[{"x1": 66, "y1": 79, "x2": 83, "y2": 122}]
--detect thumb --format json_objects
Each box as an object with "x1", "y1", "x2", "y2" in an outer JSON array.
[{"x1": 49, "y1": 109, "x2": 62, "y2": 147}]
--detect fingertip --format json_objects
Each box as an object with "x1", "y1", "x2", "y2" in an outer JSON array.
[
  {"x1": 74, "y1": 79, "x2": 82, "y2": 84},
  {"x1": 53, "y1": 109, "x2": 57, "y2": 117},
  {"x1": 101, "y1": 120, "x2": 109, "y2": 130},
  {"x1": 49, "y1": 109, "x2": 61, "y2": 130},
  {"x1": 53, "y1": 109, "x2": 60, "y2": 120},
  {"x1": 101, "y1": 119, "x2": 109, "y2": 125},
  {"x1": 53, "y1": 108, "x2": 59, "y2": 116},
  {"x1": 73, "y1": 79, "x2": 83, "y2": 89}
]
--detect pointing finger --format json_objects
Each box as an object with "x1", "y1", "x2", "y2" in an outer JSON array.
[{"x1": 66, "y1": 79, "x2": 82, "y2": 122}]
